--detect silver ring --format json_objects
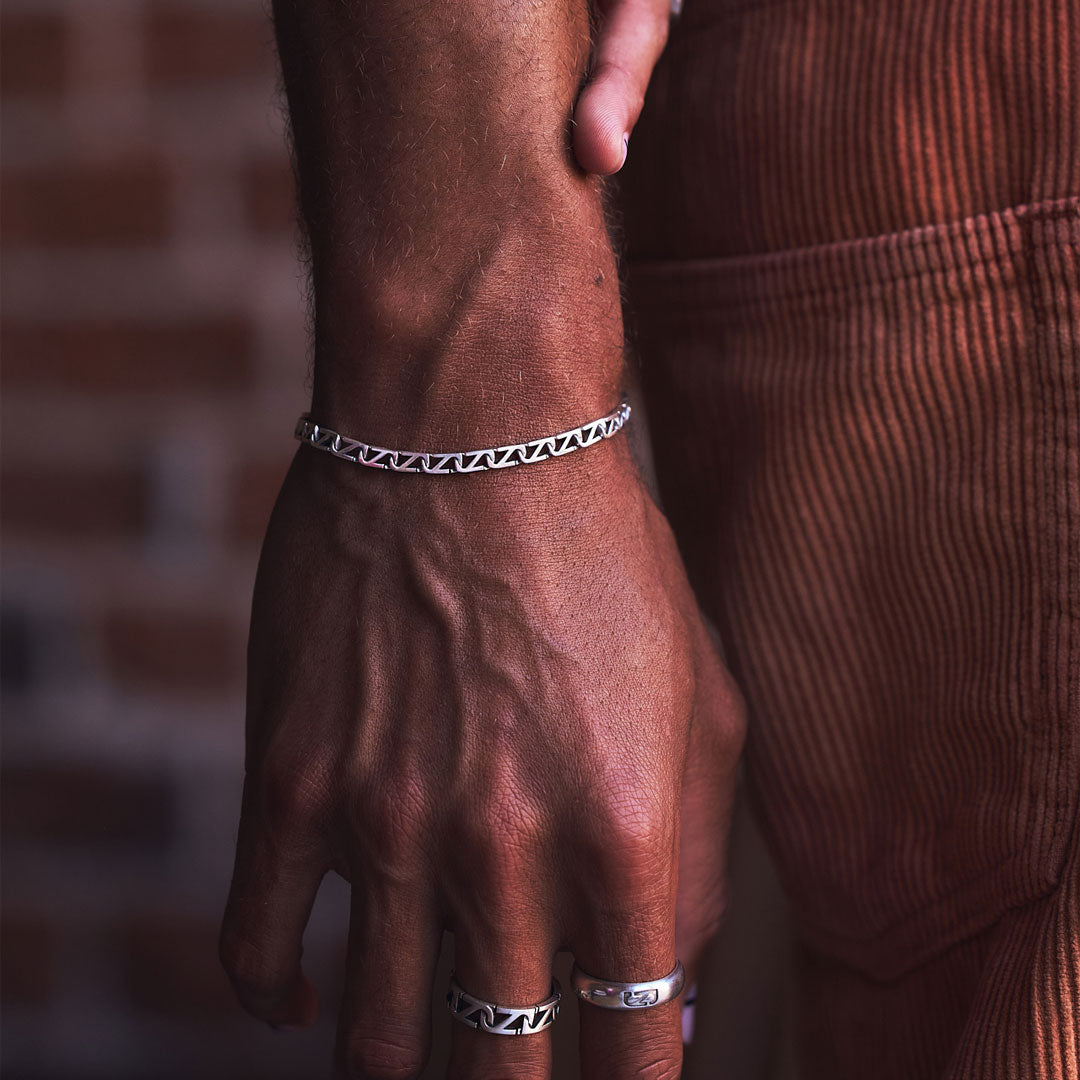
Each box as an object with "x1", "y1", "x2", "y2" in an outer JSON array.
[
  {"x1": 571, "y1": 960, "x2": 686, "y2": 1010},
  {"x1": 446, "y1": 975, "x2": 561, "y2": 1035}
]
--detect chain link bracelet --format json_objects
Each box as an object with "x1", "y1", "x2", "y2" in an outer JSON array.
[{"x1": 294, "y1": 399, "x2": 631, "y2": 474}]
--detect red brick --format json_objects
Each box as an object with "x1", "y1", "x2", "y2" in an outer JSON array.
[
  {"x1": 243, "y1": 158, "x2": 296, "y2": 236},
  {"x1": 2, "y1": 318, "x2": 255, "y2": 393},
  {"x1": 101, "y1": 609, "x2": 243, "y2": 693},
  {"x1": 0, "y1": 12, "x2": 69, "y2": 97},
  {"x1": 117, "y1": 912, "x2": 241, "y2": 1020},
  {"x1": 2, "y1": 157, "x2": 172, "y2": 247},
  {"x1": 1, "y1": 765, "x2": 174, "y2": 850},
  {"x1": 1, "y1": 464, "x2": 148, "y2": 538},
  {"x1": 1, "y1": 911, "x2": 56, "y2": 1007},
  {"x1": 145, "y1": 8, "x2": 275, "y2": 87},
  {"x1": 228, "y1": 459, "x2": 288, "y2": 543}
]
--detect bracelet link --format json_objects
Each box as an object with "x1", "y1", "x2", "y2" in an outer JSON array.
[{"x1": 295, "y1": 400, "x2": 630, "y2": 475}]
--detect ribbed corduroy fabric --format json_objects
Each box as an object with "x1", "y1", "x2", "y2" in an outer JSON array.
[{"x1": 619, "y1": 2, "x2": 1079, "y2": 1076}]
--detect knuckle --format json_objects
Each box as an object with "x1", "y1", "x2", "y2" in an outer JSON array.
[
  {"x1": 608, "y1": 1036, "x2": 683, "y2": 1080},
  {"x1": 218, "y1": 927, "x2": 289, "y2": 1003},
  {"x1": 695, "y1": 905, "x2": 728, "y2": 951},
  {"x1": 257, "y1": 753, "x2": 332, "y2": 833},
  {"x1": 708, "y1": 674, "x2": 749, "y2": 751},
  {"x1": 605, "y1": 798, "x2": 672, "y2": 865},
  {"x1": 453, "y1": 781, "x2": 545, "y2": 893},
  {"x1": 469, "y1": 838, "x2": 536, "y2": 905},
  {"x1": 634, "y1": 1060, "x2": 682, "y2": 1080},
  {"x1": 727, "y1": 694, "x2": 750, "y2": 749},
  {"x1": 588, "y1": 792, "x2": 675, "y2": 896},
  {"x1": 344, "y1": 1032, "x2": 425, "y2": 1080},
  {"x1": 693, "y1": 878, "x2": 730, "y2": 943},
  {"x1": 595, "y1": 58, "x2": 647, "y2": 112},
  {"x1": 350, "y1": 770, "x2": 430, "y2": 870},
  {"x1": 448, "y1": 1061, "x2": 548, "y2": 1080}
]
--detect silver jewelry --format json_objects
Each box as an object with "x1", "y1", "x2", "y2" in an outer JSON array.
[
  {"x1": 571, "y1": 960, "x2": 686, "y2": 1011},
  {"x1": 446, "y1": 975, "x2": 561, "y2": 1035},
  {"x1": 670, "y1": 0, "x2": 684, "y2": 17},
  {"x1": 294, "y1": 400, "x2": 630, "y2": 475}
]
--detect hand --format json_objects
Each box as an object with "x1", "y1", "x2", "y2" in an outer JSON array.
[
  {"x1": 219, "y1": 440, "x2": 745, "y2": 1079},
  {"x1": 574, "y1": 0, "x2": 675, "y2": 175}
]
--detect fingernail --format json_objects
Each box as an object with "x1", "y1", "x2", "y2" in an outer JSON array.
[{"x1": 620, "y1": 133, "x2": 629, "y2": 168}]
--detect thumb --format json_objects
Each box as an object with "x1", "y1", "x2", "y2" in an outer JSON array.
[
  {"x1": 675, "y1": 615, "x2": 746, "y2": 987},
  {"x1": 573, "y1": 0, "x2": 673, "y2": 174}
]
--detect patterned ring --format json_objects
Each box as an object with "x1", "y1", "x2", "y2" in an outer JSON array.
[
  {"x1": 446, "y1": 975, "x2": 561, "y2": 1035},
  {"x1": 571, "y1": 960, "x2": 686, "y2": 1011}
]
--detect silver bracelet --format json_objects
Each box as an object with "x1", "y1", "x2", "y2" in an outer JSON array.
[{"x1": 294, "y1": 399, "x2": 630, "y2": 474}]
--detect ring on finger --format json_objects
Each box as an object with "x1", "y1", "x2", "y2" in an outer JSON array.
[
  {"x1": 446, "y1": 975, "x2": 561, "y2": 1035},
  {"x1": 571, "y1": 959, "x2": 686, "y2": 1010}
]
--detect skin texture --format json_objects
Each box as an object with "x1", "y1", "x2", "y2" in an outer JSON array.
[
  {"x1": 573, "y1": 0, "x2": 676, "y2": 175},
  {"x1": 220, "y1": 1, "x2": 746, "y2": 1077}
]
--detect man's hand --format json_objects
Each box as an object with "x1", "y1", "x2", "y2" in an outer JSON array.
[
  {"x1": 574, "y1": 0, "x2": 674, "y2": 174},
  {"x1": 220, "y1": 1, "x2": 744, "y2": 1075},
  {"x1": 221, "y1": 442, "x2": 744, "y2": 1078}
]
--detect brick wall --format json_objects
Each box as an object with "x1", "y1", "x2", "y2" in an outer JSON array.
[{"x1": 0, "y1": 1, "x2": 348, "y2": 1075}]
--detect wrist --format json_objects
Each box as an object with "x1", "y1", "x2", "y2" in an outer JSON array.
[
  {"x1": 288, "y1": 420, "x2": 643, "y2": 551},
  {"x1": 307, "y1": 217, "x2": 624, "y2": 447},
  {"x1": 308, "y1": 379, "x2": 625, "y2": 459}
]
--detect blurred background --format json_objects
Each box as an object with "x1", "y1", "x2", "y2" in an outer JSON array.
[
  {"x1": 0, "y1": 1, "x2": 792, "y2": 1075},
  {"x1": 1, "y1": 0, "x2": 332, "y2": 1074}
]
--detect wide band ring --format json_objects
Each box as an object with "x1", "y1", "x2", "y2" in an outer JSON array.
[
  {"x1": 446, "y1": 975, "x2": 561, "y2": 1035},
  {"x1": 571, "y1": 960, "x2": 686, "y2": 1010}
]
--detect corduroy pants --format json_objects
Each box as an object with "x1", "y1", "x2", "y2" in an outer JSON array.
[{"x1": 620, "y1": 2, "x2": 1080, "y2": 1076}]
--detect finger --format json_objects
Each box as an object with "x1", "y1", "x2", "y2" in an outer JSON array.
[
  {"x1": 335, "y1": 878, "x2": 441, "y2": 1080},
  {"x1": 447, "y1": 917, "x2": 558, "y2": 1080},
  {"x1": 573, "y1": 0, "x2": 671, "y2": 174},
  {"x1": 219, "y1": 776, "x2": 327, "y2": 1027},
  {"x1": 675, "y1": 618, "x2": 746, "y2": 986},
  {"x1": 675, "y1": 738, "x2": 728, "y2": 988},
  {"x1": 444, "y1": 808, "x2": 560, "y2": 1080},
  {"x1": 573, "y1": 812, "x2": 683, "y2": 1079}
]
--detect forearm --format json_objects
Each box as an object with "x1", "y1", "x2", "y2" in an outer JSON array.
[{"x1": 272, "y1": 0, "x2": 623, "y2": 447}]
